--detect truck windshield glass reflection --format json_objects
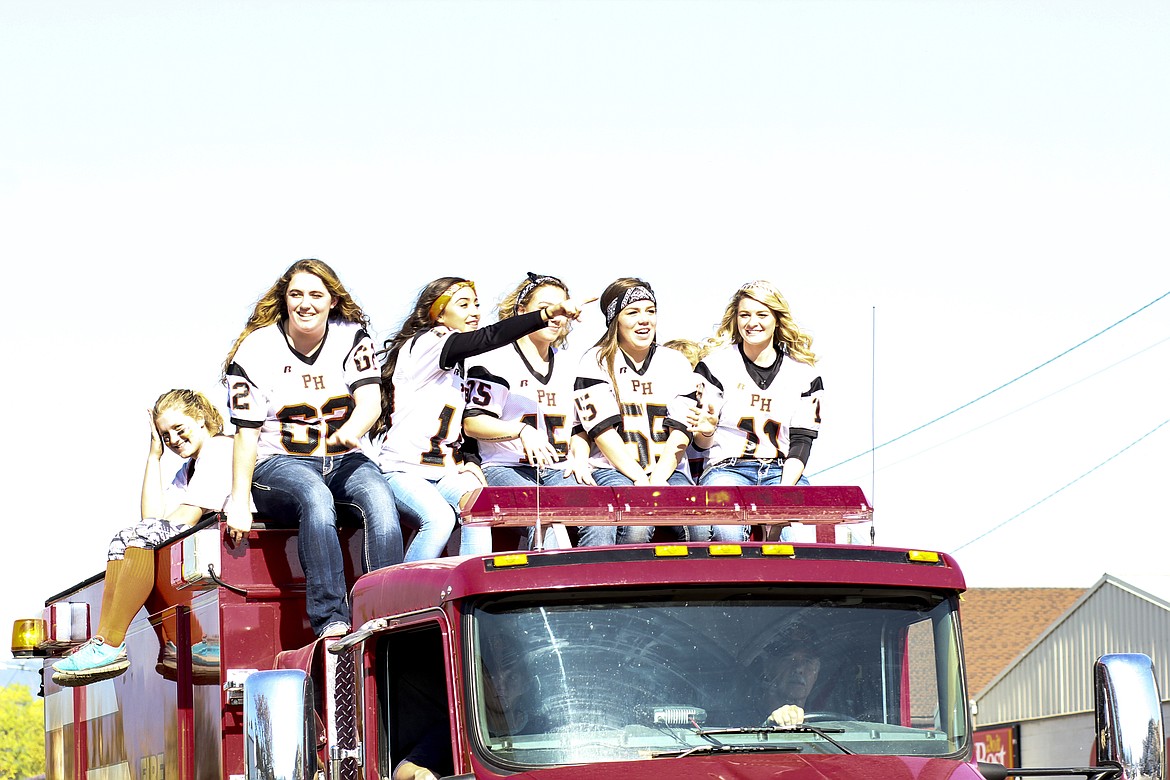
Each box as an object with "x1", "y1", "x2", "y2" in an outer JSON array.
[{"x1": 470, "y1": 588, "x2": 967, "y2": 768}]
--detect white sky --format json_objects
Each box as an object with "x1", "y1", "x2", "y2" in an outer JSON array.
[{"x1": 2, "y1": 0, "x2": 1168, "y2": 656}]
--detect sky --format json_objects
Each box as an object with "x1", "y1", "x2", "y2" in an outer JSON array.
[{"x1": 2, "y1": 0, "x2": 1168, "y2": 660}]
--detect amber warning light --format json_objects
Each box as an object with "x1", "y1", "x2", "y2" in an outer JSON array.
[{"x1": 10, "y1": 619, "x2": 47, "y2": 657}]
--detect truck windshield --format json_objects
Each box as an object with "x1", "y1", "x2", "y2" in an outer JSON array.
[{"x1": 469, "y1": 587, "x2": 967, "y2": 768}]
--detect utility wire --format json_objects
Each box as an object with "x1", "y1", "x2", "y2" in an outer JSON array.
[
  {"x1": 862, "y1": 334, "x2": 1170, "y2": 476},
  {"x1": 813, "y1": 289, "x2": 1170, "y2": 477},
  {"x1": 953, "y1": 418, "x2": 1170, "y2": 552}
]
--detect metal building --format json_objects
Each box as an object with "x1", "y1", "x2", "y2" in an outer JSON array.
[{"x1": 971, "y1": 574, "x2": 1170, "y2": 768}]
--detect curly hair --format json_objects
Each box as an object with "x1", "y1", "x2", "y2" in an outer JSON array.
[
  {"x1": 153, "y1": 389, "x2": 225, "y2": 436},
  {"x1": 374, "y1": 276, "x2": 471, "y2": 436},
  {"x1": 221, "y1": 259, "x2": 370, "y2": 381},
  {"x1": 713, "y1": 280, "x2": 816, "y2": 365},
  {"x1": 495, "y1": 272, "x2": 572, "y2": 349}
]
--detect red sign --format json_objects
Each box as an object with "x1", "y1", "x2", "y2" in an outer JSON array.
[{"x1": 973, "y1": 725, "x2": 1018, "y2": 767}]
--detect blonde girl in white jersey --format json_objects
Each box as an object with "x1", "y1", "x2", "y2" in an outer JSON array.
[
  {"x1": 463, "y1": 272, "x2": 593, "y2": 488},
  {"x1": 692, "y1": 280, "x2": 824, "y2": 542},
  {"x1": 52, "y1": 390, "x2": 232, "y2": 685}
]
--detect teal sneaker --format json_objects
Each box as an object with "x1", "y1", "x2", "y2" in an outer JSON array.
[
  {"x1": 157, "y1": 639, "x2": 221, "y2": 684},
  {"x1": 191, "y1": 639, "x2": 220, "y2": 669},
  {"x1": 51, "y1": 637, "x2": 129, "y2": 686}
]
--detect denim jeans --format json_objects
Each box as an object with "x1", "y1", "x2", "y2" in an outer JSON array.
[
  {"x1": 482, "y1": 465, "x2": 576, "y2": 548},
  {"x1": 252, "y1": 452, "x2": 403, "y2": 635},
  {"x1": 384, "y1": 469, "x2": 489, "y2": 560},
  {"x1": 699, "y1": 458, "x2": 811, "y2": 542},
  {"x1": 482, "y1": 464, "x2": 577, "y2": 489},
  {"x1": 578, "y1": 468, "x2": 695, "y2": 547}
]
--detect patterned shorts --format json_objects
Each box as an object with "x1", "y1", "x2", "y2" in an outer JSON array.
[{"x1": 106, "y1": 517, "x2": 188, "y2": 561}]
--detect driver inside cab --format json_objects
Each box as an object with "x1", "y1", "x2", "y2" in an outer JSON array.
[{"x1": 764, "y1": 645, "x2": 822, "y2": 726}]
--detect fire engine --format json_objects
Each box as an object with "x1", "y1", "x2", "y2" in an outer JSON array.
[{"x1": 11, "y1": 485, "x2": 1165, "y2": 780}]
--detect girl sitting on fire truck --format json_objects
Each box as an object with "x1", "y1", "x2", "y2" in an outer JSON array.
[
  {"x1": 51, "y1": 389, "x2": 233, "y2": 685},
  {"x1": 373, "y1": 276, "x2": 588, "y2": 560}
]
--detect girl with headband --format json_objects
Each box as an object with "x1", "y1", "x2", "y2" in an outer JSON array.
[
  {"x1": 573, "y1": 277, "x2": 701, "y2": 546},
  {"x1": 691, "y1": 280, "x2": 823, "y2": 542},
  {"x1": 462, "y1": 274, "x2": 593, "y2": 547},
  {"x1": 376, "y1": 276, "x2": 587, "y2": 559}
]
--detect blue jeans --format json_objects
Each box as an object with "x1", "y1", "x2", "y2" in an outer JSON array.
[
  {"x1": 384, "y1": 470, "x2": 489, "y2": 560},
  {"x1": 699, "y1": 458, "x2": 811, "y2": 542},
  {"x1": 578, "y1": 468, "x2": 695, "y2": 546},
  {"x1": 482, "y1": 464, "x2": 577, "y2": 489},
  {"x1": 483, "y1": 465, "x2": 576, "y2": 548},
  {"x1": 252, "y1": 452, "x2": 403, "y2": 635}
]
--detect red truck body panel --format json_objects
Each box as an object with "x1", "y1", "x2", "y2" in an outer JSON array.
[{"x1": 36, "y1": 486, "x2": 995, "y2": 780}]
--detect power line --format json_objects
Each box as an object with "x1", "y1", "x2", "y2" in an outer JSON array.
[
  {"x1": 859, "y1": 334, "x2": 1170, "y2": 477},
  {"x1": 953, "y1": 418, "x2": 1170, "y2": 552},
  {"x1": 813, "y1": 289, "x2": 1170, "y2": 477}
]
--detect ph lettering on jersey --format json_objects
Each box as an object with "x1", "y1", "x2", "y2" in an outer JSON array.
[
  {"x1": 303, "y1": 374, "x2": 326, "y2": 390},
  {"x1": 536, "y1": 389, "x2": 558, "y2": 406},
  {"x1": 631, "y1": 381, "x2": 653, "y2": 395},
  {"x1": 750, "y1": 395, "x2": 772, "y2": 412}
]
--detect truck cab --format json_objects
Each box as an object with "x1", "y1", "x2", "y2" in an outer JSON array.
[
  {"x1": 353, "y1": 544, "x2": 970, "y2": 778},
  {"x1": 17, "y1": 485, "x2": 1165, "y2": 780}
]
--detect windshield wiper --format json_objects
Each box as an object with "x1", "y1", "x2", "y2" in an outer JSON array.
[
  {"x1": 694, "y1": 725, "x2": 854, "y2": 755},
  {"x1": 652, "y1": 743, "x2": 804, "y2": 758}
]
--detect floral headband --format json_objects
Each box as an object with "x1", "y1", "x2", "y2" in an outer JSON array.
[
  {"x1": 429, "y1": 281, "x2": 476, "y2": 322},
  {"x1": 604, "y1": 285, "x2": 656, "y2": 327}
]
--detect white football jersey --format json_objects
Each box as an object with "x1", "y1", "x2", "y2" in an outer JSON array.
[
  {"x1": 695, "y1": 344, "x2": 823, "y2": 463},
  {"x1": 464, "y1": 343, "x2": 577, "y2": 467},
  {"x1": 226, "y1": 320, "x2": 380, "y2": 460},
  {"x1": 574, "y1": 344, "x2": 699, "y2": 474},
  {"x1": 376, "y1": 328, "x2": 467, "y2": 477},
  {"x1": 166, "y1": 435, "x2": 235, "y2": 515}
]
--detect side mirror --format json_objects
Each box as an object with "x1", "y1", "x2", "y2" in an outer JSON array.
[
  {"x1": 243, "y1": 668, "x2": 318, "y2": 780},
  {"x1": 1095, "y1": 653, "x2": 1165, "y2": 780}
]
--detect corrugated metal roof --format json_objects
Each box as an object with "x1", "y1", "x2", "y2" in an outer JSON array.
[{"x1": 974, "y1": 575, "x2": 1170, "y2": 726}]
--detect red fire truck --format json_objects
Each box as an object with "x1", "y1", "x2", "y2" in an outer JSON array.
[{"x1": 13, "y1": 485, "x2": 1165, "y2": 780}]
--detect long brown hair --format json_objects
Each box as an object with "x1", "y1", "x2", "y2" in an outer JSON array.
[
  {"x1": 221, "y1": 259, "x2": 370, "y2": 381},
  {"x1": 374, "y1": 276, "x2": 470, "y2": 436}
]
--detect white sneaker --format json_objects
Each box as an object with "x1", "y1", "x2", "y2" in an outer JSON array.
[{"x1": 319, "y1": 621, "x2": 350, "y2": 639}]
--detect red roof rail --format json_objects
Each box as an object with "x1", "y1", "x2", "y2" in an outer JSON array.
[{"x1": 460, "y1": 485, "x2": 872, "y2": 528}]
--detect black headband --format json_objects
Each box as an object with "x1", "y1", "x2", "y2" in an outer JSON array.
[
  {"x1": 515, "y1": 272, "x2": 564, "y2": 316},
  {"x1": 604, "y1": 285, "x2": 656, "y2": 327}
]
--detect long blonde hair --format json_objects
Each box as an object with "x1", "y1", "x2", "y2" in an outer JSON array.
[
  {"x1": 496, "y1": 272, "x2": 571, "y2": 349},
  {"x1": 221, "y1": 259, "x2": 370, "y2": 381},
  {"x1": 713, "y1": 280, "x2": 816, "y2": 364}
]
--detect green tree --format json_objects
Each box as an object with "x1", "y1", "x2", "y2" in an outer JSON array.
[{"x1": 0, "y1": 683, "x2": 44, "y2": 780}]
